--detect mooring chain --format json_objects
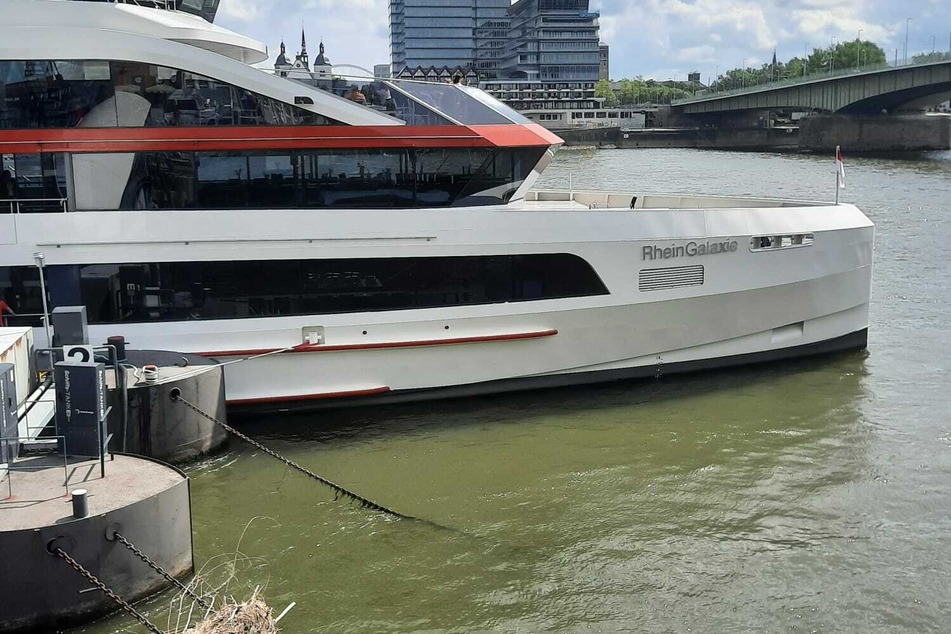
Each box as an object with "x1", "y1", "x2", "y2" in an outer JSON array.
[
  {"x1": 172, "y1": 393, "x2": 417, "y2": 520},
  {"x1": 54, "y1": 547, "x2": 165, "y2": 634},
  {"x1": 112, "y1": 532, "x2": 212, "y2": 611}
]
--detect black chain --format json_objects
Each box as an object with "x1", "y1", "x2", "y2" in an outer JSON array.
[
  {"x1": 173, "y1": 393, "x2": 417, "y2": 520},
  {"x1": 112, "y1": 532, "x2": 211, "y2": 611},
  {"x1": 54, "y1": 547, "x2": 165, "y2": 634}
]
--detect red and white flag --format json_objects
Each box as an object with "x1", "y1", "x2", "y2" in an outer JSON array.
[{"x1": 836, "y1": 146, "x2": 846, "y2": 189}]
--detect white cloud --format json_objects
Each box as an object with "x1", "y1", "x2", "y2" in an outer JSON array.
[
  {"x1": 214, "y1": 0, "x2": 936, "y2": 81},
  {"x1": 217, "y1": 0, "x2": 272, "y2": 23}
]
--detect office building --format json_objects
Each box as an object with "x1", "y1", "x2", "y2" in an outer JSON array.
[
  {"x1": 502, "y1": 0, "x2": 600, "y2": 81},
  {"x1": 389, "y1": 0, "x2": 510, "y2": 78},
  {"x1": 599, "y1": 42, "x2": 609, "y2": 81},
  {"x1": 389, "y1": 0, "x2": 611, "y2": 128}
]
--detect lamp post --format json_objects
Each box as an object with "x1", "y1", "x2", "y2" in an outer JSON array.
[
  {"x1": 829, "y1": 37, "x2": 836, "y2": 76},
  {"x1": 804, "y1": 42, "x2": 809, "y2": 76},
  {"x1": 904, "y1": 18, "x2": 911, "y2": 64},
  {"x1": 857, "y1": 29, "x2": 863, "y2": 69},
  {"x1": 33, "y1": 252, "x2": 52, "y2": 347}
]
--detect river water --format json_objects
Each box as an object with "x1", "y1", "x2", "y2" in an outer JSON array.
[{"x1": 75, "y1": 148, "x2": 951, "y2": 633}]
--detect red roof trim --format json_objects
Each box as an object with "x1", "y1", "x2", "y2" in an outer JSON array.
[
  {"x1": 0, "y1": 124, "x2": 557, "y2": 154},
  {"x1": 199, "y1": 328, "x2": 558, "y2": 358},
  {"x1": 228, "y1": 385, "x2": 391, "y2": 406}
]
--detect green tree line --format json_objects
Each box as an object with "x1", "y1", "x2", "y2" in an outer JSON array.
[
  {"x1": 708, "y1": 41, "x2": 886, "y2": 92},
  {"x1": 595, "y1": 40, "x2": 895, "y2": 105}
]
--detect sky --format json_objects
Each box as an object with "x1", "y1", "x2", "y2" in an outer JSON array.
[{"x1": 216, "y1": 0, "x2": 950, "y2": 82}]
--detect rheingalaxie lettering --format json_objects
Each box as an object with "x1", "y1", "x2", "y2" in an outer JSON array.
[{"x1": 642, "y1": 240, "x2": 739, "y2": 261}]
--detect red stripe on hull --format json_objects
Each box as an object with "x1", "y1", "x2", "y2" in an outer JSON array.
[
  {"x1": 0, "y1": 124, "x2": 557, "y2": 154},
  {"x1": 199, "y1": 328, "x2": 558, "y2": 358},
  {"x1": 227, "y1": 385, "x2": 391, "y2": 406}
]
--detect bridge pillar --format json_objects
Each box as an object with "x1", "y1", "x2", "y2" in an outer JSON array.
[{"x1": 799, "y1": 114, "x2": 951, "y2": 152}]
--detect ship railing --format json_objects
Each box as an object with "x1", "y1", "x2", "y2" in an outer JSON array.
[
  {"x1": 0, "y1": 198, "x2": 68, "y2": 214},
  {"x1": 113, "y1": 0, "x2": 175, "y2": 10},
  {"x1": 1, "y1": 313, "x2": 49, "y2": 330}
]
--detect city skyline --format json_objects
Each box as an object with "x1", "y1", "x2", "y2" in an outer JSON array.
[{"x1": 217, "y1": 0, "x2": 948, "y2": 82}]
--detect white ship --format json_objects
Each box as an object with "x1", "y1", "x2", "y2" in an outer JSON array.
[{"x1": 0, "y1": 0, "x2": 873, "y2": 409}]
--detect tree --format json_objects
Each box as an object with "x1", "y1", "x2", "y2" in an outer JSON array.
[
  {"x1": 912, "y1": 51, "x2": 951, "y2": 64},
  {"x1": 594, "y1": 80, "x2": 618, "y2": 107}
]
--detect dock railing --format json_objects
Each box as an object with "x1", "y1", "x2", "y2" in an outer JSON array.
[{"x1": 0, "y1": 435, "x2": 70, "y2": 500}]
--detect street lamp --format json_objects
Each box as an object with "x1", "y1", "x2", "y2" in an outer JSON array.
[
  {"x1": 829, "y1": 37, "x2": 836, "y2": 75},
  {"x1": 857, "y1": 30, "x2": 863, "y2": 69},
  {"x1": 804, "y1": 42, "x2": 810, "y2": 76},
  {"x1": 905, "y1": 18, "x2": 911, "y2": 64},
  {"x1": 33, "y1": 252, "x2": 52, "y2": 347}
]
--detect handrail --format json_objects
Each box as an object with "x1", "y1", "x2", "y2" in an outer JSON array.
[
  {"x1": 0, "y1": 198, "x2": 68, "y2": 214},
  {"x1": 114, "y1": 0, "x2": 174, "y2": 10},
  {"x1": 1, "y1": 435, "x2": 69, "y2": 500}
]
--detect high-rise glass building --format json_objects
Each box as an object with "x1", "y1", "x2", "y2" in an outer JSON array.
[
  {"x1": 389, "y1": 0, "x2": 613, "y2": 128},
  {"x1": 390, "y1": 0, "x2": 510, "y2": 77},
  {"x1": 503, "y1": 0, "x2": 600, "y2": 81}
]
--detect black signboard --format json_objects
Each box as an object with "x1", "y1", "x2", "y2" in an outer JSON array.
[{"x1": 54, "y1": 361, "x2": 107, "y2": 457}]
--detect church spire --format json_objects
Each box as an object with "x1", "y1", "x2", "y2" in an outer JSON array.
[{"x1": 299, "y1": 24, "x2": 309, "y2": 69}]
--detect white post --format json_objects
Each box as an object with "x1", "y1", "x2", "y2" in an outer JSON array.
[
  {"x1": 835, "y1": 146, "x2": 840, "y2": 205},
  {"x1": 33, "y1": 252, "x2": 52, "y2": 347}
]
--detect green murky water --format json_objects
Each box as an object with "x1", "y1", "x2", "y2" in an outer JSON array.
[{"x1": 75, "y1": 148, "x2": 951, "y2": 633}]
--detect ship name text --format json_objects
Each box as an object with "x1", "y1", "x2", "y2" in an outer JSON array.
[{"x1": 642, "y1": 239, "x2": 739, "y2": 261}]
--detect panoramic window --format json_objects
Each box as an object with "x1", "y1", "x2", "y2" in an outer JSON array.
[
  {"x1": 0, "y1": 60, "x2": 336, "y2": 129},
  {"x1": 0, "y1": 152, "x2": 68, "y2": 212},
  {"x1": 119, "y1": 147, "x2": 545, "y2": 209},
  {"x1": 12, "y1": 255, "x2": 609, "y2": 324}
]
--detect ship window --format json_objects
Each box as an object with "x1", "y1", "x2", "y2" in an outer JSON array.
[
  {"x1": 117, "y1": 147, "x2": 545, "y2": 210},
  {"x1": 46, "y1": 255, "x2": 610, "y2": 324},
  {"x1": 109, "y1": 61, "x2": 336, "y2": 127},
  {"x1": 0, "y1": 59, "x2": 337, "y2": 129},
  {"x1": 392, "y1": 82, "x2": 513, "y2": 125},
  {"x1": 0, "y1": 152, "x2": 69, "y2": 212},
  {"x1": 0, "y1": 60, "x2": 116, "y2": 129},
  {"x1": 0, "y1": 266, "x2": 44, "y2": 328},
  {"x1": 749, "y1": 234, "x2": 815, "y2": 251}
]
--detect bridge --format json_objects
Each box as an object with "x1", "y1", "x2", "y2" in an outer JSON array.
[{"x1": 673, "y1": 60, "x2": 951, "y2": 115}]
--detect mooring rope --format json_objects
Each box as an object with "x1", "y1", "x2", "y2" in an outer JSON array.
[
  {"x1": 111, "y1": 531, "x2": 212, "y2": 611},
  {"x1": 54, "y1": 547, "x2": 165, "y2": 634},
  {"x1": 170, "y1": 390, "x2": 457, "y2": 532}
]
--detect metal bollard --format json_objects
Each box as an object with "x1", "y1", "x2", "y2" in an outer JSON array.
[{"x1": 71, "y1": 489, "x2": 88, "y2": 519}]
